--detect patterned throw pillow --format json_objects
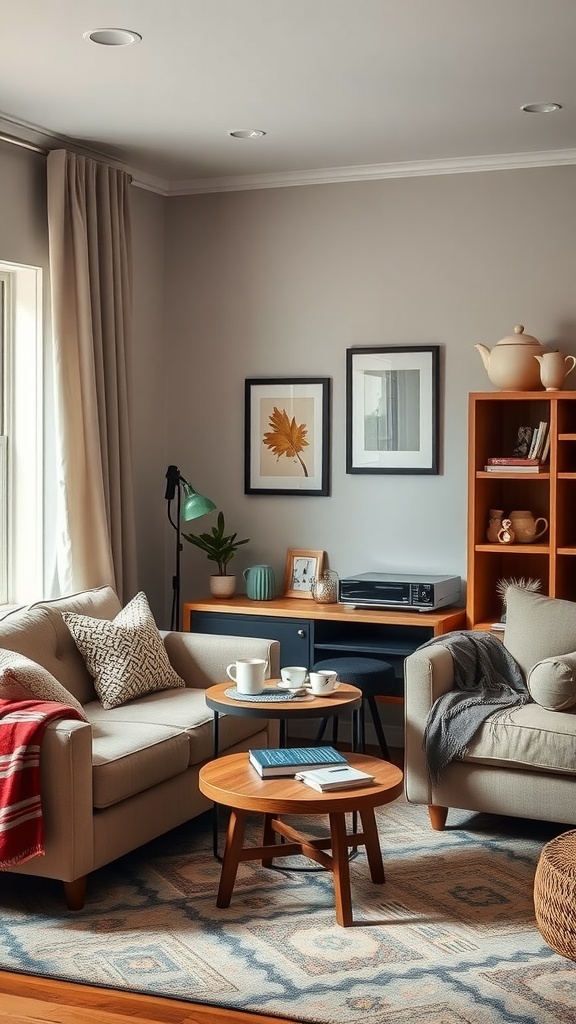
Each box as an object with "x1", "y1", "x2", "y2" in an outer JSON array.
[
  {"x1": 62, "y1": 592, "x2": 186, "y2": 710},
  {"x1": 0, "y1": 652, "x2": 88, "y2": 720}
]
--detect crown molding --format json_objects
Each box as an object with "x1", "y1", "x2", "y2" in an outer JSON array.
[
  {"x1": 1, "y1": 113, "x2": 575, "y2": 197},
  {"x1": 166, "y1": 149, "x2": 576, "y2": 195}
]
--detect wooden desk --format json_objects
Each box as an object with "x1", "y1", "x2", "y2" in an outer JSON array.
[{"x1": 184, "y1": 597, "x2": 465, "y2": 701}]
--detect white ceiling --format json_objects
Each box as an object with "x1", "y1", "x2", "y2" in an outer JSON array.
[{"x1": 2, "y1": 0, "x2": 576, "y2": 194}]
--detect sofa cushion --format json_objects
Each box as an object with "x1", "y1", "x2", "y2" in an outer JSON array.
[
  {"x1": 63, "y1": 592, "x2": 185, "y2": 710},
  {"x1": 462, "y1": 701, "x2": 576, "y2": 775},
  {"x1": 0, "y1": 651, "x2": 87, "y2": 719},
  {"x1": 504, "y1": 587, "x2": 576, "y2": 677},
  {"x1": 84, "y1": 686, "x2": 266, "y2": 765},
  {"x1": 0, "y1": 587, "x2": 122, "y2": 705},
  {"x1": 89, "y1": 719, "x2": 190, "y2": 807},
  {"x1": 528, "y1": 652, "x2": 576, "y2": 711}
]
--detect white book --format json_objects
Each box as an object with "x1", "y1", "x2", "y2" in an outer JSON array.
[{"x1": 294, "y1": 765, "x2": 375, "y2": 791}]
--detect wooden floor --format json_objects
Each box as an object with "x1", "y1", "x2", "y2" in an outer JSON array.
[
  {"x1": 0, "y1": 748, "x2": 403, "y2": 1024},
  {"x1": 0, "y1": 971, "x2": 299, "y2": 1023}
]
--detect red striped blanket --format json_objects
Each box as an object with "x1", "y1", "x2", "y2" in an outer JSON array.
[{"x1": 0, "y1": 699, "x2": 84, "y2": 869}]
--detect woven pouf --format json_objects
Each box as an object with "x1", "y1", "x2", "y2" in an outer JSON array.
[{"x1": 534, "y1": 829, "x2": 576, "y2": 961}]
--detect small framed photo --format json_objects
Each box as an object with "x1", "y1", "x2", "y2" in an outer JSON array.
[
  {"x1": 346, "y1": 345, "x2": 440, "y2": 474},
  {"x1": 245, "y1": 377, "x2": 331, "y2": 496},
  {"x1": 283, "y1": 549, "x2": 325, "y2": 599}
]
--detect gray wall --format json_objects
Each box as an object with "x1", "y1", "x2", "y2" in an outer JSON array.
[
  {"x1": 164, "y1": 166, "x2": 576, "y2": 605},
  {"x1": 1, "y1": 141, "x2": 575, "y2": 629}
]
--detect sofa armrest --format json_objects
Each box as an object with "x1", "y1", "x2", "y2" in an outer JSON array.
[
  {"x1": 404, "y1": 643, "x2": 455, "y2": 806},
  {"x1": 14, "y1": 718, "x2": 94, "y2": 882},
  {"x1": 162, "y1": 630, "x2": 281, "y2": 689}
]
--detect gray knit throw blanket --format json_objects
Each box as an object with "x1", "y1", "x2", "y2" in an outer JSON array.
[{"x1": 421, "y1": 630, "x2": 529, "y2": 783}]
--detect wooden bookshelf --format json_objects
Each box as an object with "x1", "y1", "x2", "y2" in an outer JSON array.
[{"x1": 467, "y1": 391, "x2": 576, "y2": 629}]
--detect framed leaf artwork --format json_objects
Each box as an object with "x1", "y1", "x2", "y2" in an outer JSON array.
[{"x1": 244, "y1": 378, "x2": 331, "y2": 495}]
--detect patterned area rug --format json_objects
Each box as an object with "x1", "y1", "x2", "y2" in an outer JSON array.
[{"x1": 0, "y1": 797, "x2": 575, "y2": 1023}]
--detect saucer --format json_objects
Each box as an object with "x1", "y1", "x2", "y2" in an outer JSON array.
[{"x1": 277, "y1": 681, "x2": 308, "y2": 695}]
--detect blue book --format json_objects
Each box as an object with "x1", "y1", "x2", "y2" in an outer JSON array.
[{"x1": 249, "y1": 745, "x2": 347, "y2": 777}]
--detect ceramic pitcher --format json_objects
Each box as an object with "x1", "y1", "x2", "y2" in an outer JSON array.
[
  {"x1": 243, "y1": 564, "x2": 275, "y2": 601},
  {"x1": 509, "y1": 510, "x2": 548, "y2": 544},
  {"x1": 534, "y1": 351, "x2": 576, "y2": 391}
]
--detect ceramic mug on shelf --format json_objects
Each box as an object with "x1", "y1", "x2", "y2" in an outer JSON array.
[
  {"x1": 508, "y1": 510, "x2": 548, "y2": 544},
  {"x1": 308, "y1": 670, "x2": 340, "y2": 695},
  {"x1": 226, "y1": 658, "x2": 268, "y2": 695}
]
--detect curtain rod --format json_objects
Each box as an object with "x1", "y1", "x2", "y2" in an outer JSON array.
[{"x1": 0, "y1": 131, "x2": 48, "y2": 156}]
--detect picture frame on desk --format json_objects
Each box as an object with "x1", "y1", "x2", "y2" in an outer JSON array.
[
  {"x1": 283, "y1": 548, "x2": 325, "y2": 599},
  {"x1": 346, "y1": 346, "x2": 440, "y2": 474},
  {"x1": 244, "y1": 377, "x2": 331, "y2": 496}
]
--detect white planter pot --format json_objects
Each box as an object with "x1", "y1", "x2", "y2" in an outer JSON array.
[{"x1": 209, "y1": 575, "x2": 236, "y2": 599}]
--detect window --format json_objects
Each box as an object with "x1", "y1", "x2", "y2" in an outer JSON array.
[{"x1": 0, "y1": 262, "x2": 43, "y2": 607}]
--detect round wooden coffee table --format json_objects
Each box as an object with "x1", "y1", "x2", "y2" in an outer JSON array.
[
  {"x1": 199, "y1": 751, "x2": 403, "y2": 927},
  {"x1": 204, "y1": 680, "x2": 363, "y2": 751}
]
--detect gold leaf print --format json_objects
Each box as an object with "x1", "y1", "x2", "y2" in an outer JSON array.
[{"x1": 263, "y1": 407, "x2": 309, "y2": 477}]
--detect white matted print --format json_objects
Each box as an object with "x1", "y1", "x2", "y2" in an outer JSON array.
[
  {"x1": 245, "y1": 378, "x2": 330, "y2": 495},
  {"x1": 346, "y1": 346, "x2": 439, "y2": 474}
]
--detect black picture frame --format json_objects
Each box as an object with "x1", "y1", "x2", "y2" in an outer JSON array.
[
  {"x1": 245, "y1": 377, "x2": 331, "y2": 496},
  {"x1": 346, "y1": 345, "x2": 440, "y2": 474}
]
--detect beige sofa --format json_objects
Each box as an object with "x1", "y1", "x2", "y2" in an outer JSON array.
[
  {"x1": 404, "y1": 586, "x2": 576, "y2": 830},
  {"x1": 0, "y1": 586, "x2": 280, "y2": 909}
]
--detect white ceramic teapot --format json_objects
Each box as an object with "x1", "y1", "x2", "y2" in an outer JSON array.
[{"x1": 475, "y1": 324, "x2": 546, "y2": 391}]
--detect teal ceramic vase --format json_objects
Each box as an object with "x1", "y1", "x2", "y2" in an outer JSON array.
[{"x1": 243, "y1": 564, "x2": 275, "y2": 601}]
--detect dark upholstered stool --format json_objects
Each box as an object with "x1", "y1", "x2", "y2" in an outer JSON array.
[{"x1": 313, "y1": 656, "x2": 395, "y2": 760}]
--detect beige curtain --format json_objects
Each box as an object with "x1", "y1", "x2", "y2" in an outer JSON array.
[{"x1": 47, "y1": 149, "x2": 137, "y2": 602}]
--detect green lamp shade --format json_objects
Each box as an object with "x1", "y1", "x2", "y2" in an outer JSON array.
[{"x1": 181, "y1": 482, "x2": 216, "y2": 522}]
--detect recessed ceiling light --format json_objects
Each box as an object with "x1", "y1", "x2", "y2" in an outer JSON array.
[
  {"x1": 228, "y1": 129, "x2": 267, "y2": 140},
  {"x1": 84, "y1": 28, "x2": 142, "y2": 47},
  {"x1": 521, "y1": 102, "x2": 562, "y2": 114}
]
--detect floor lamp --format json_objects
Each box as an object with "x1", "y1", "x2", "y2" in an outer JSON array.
[{"x1": 165, "y1": 465, "x2": 216, "y2": 631}]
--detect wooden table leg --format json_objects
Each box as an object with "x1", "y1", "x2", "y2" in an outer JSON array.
[
  {"x1": 329, "y1": 812, "x2": 353, "y2": 927},
  {"x1": 262, "y1": 813, "x2": 277, "y2": 867},
  {"x1": 360, "y1": 807, "x2": 385, "y2": 883},
  {"x1": 216, "y1": 808, "x2": 247, "y2": 908}
]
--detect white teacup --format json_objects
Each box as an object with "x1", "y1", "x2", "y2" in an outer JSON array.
[
  {"x1": 226, "y1": 658, "x2": 268, "y2": 695},
  {"x1": 280, "y1": 666, "x2": 308, "y2": 688},
  {"x1": 308, "y1": 670, "x2": 340, "y2": 695}
]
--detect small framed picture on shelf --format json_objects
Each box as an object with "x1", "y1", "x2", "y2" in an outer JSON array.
[{"x1": 283, "y1": 549, "x2": 325, "y2": 599}]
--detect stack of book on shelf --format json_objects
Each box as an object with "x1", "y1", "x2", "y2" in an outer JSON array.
[
  {"x1": 248, "y1": 746, "x2": 374, "y2": 789},
  {"x1": 484, "y1": 421, "x2": 550, "y2": 472}
]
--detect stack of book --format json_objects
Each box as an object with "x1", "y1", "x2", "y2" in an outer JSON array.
[
  {"x1": 484, "y1": 421, "x2": 550, "y2": 472},
  {"x1": 248, "y1": 746, "x2": 374, "y2": 790}
]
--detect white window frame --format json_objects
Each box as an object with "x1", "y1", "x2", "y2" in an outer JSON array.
[{"x1": 0, "y1": 262, "x2": 43, "y2": 607}]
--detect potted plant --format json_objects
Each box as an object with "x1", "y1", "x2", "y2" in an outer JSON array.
[{"x1": 183, "y1": 512, "x2": 249, "y2": 598}]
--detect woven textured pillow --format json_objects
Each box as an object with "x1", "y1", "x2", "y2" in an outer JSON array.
[
  {"x1": 62, "y1": 592, "x2": 185, "y2": 710},
  {"x1": 528, "y1": 652, "x2": 576, "y2": 711},
  {"x1": 0, "y1": 651, "x2": 87, "y2": 720}
]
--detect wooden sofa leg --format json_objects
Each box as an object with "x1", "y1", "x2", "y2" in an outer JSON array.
[
  {"x1": 428, "y1": 805, "x2": 448, "y2": 831},
  {"x1": 64, "y1": 876, "x2": 87, "y2": 911}
]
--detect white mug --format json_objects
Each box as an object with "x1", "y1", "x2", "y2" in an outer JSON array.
[
  {"x1": 226, "y1": 658, "x2": 268, "y2": 695},
  {"x1": 308, "y1": 670, "x2": 340, "y2": 695},
  {"x1": 280, "y1": 666, "x2": 308, "y2": 687}
]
